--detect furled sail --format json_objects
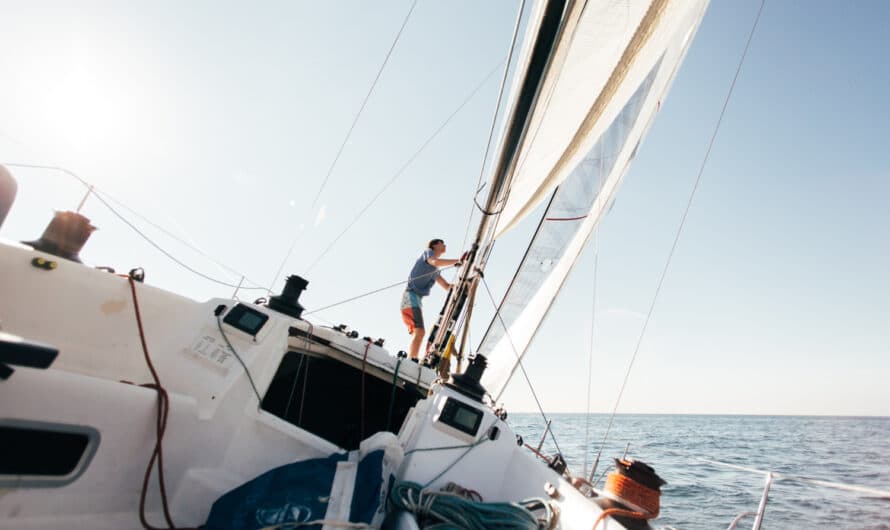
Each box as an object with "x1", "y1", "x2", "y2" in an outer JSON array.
[{"x1": 479, "y1": 0, "x2": 709, "y2": 398}]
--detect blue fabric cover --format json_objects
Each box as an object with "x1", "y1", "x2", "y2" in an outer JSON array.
[{"x1": 205, "y1": 449, "x2": 387, "y2": 530}]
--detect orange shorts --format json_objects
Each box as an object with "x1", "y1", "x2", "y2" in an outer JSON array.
[{"x1": 400, "y1": 290, "x2": 424, "y2": 334}]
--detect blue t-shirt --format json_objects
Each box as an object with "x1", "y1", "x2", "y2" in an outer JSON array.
[{"x1": 407, "y1": 249, "x2": 439, "y2": 296}]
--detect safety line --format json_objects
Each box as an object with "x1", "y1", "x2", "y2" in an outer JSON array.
[
  {"x1": 652, "y1": 447, "x2": 890, "y2": 498},
  {"x1": 302, "y1": 266, "x2": 445, "y2": 315},
  {"x1": 4, "y1": 162, "x2": 268, "y2": 291}
]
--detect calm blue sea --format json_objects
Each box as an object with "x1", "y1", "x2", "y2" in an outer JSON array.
[{"x1": 509, "y1": 414, "x2": 890, "y2": 529}]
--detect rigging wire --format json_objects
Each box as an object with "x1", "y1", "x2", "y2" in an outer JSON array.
[
  {"x1": 3, "y1": 162, "x2": 268, "y2": 291},
  {"x1": 479, "y1": 276, "x2": 563, "y2": 457},
  {"x1": 302, "y1": 266, "x2": 446, "y2": 316},
  {"x1": 480, "y1": 0, "x2": 587, "y2": 257},
  {"x1": 268, "y1": 0, "x2": 419, "y2": 291},
  {"x1": 459, "y1": 0, "x2": 527, "y2": 253},
  {"x1": 97, "y1": 189, "x2": 267, "y2": 289},
  {"x1": 582, "y1": 228, "x2": 599, "y2": 479},
  {"x1": 303, "y1": 61, "x2": 506, "y2": 274},
  {"x1": 592, "y1": 0, "x2": 767, "y2": 465},
  {"x1": 127, "y1": 277, "x2": 178, "y2": 530}
]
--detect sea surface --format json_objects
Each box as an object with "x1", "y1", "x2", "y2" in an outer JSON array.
[{"x1": 508, "y1": 414, "x2": 890, "y2": 529}]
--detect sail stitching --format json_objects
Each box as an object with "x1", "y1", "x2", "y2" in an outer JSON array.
[{"x1": 498, "y1": 0, "x2": 672, "y2": 236}]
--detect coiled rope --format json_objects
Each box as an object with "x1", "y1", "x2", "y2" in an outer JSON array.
[{"x1": 389, "y1": 481, "x2": 553, "y2": 530}]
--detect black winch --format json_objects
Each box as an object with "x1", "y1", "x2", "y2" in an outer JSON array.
[
  {"x1": 446, "y1": 354, "x2": 488, "y2": 402},
  {"x1": 267, "y1": 275, "x2": 308, "y2": 319}
]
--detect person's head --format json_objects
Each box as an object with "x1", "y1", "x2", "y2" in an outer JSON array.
[{"x1": 428, "y1": 238, "x2": 446, "y2": 257}]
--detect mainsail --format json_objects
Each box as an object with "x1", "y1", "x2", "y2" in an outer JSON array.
[
  {"x1": 477, "y1": 0, "x2": 710, "y2": 398},
  {"x1": 491, "y1": 0, "x2": 708, "y2": 239}
]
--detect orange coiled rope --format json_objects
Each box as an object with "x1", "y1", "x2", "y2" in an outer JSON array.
[{"x1": 592, "y1": 469, "x2": 661, "y2": 529}]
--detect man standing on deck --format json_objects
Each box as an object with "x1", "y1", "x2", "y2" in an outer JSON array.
[{"x1": 400, "y1": 239, "x2": 462, "y2": 363}]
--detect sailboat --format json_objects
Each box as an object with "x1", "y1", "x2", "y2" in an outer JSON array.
[{"x1": 0, "y1": 1, "x2": 724, "y2": 528}]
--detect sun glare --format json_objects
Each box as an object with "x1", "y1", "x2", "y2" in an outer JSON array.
[{"x1": 41, "y1": 62, "x2": 121, "y2": 155}]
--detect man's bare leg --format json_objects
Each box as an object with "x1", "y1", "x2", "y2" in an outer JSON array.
[{"x1": 409, "y1": 327, "x2": 425, "y2": 361}]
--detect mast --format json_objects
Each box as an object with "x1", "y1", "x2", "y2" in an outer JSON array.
[{"x1": 427, "y1": 0, "x2": 577, "y2": 366}]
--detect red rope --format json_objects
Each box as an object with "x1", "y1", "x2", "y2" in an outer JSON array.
[
  {"x1": 128, "y1": 277, "x2": 197, "y2": 530},
  {"x1": 523, "y1": 443, "x2": 554, "y2": 465},
  {"x1": 592, "y1": 507, "x2": 648, "y2": 529},
  {"x1": 544, "y1": 214, "x2": 587, "y2": 221}
]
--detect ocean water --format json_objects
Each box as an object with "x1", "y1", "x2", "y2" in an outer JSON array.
[{"x1": 508, "y1": 414, "x2": 890, "y2": 529}]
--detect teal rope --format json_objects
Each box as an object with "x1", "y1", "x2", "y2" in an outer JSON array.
[
  {"x1": 389, "y1": 481, "x2": 552, "y2": 530},
  {"x1": 386, "y1": 357, "x2": 403, "y2": 431}
]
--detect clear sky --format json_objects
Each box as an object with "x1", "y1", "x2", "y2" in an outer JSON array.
[{"x1": 1, "y1": 1, "x2": 888, "y2": 416}]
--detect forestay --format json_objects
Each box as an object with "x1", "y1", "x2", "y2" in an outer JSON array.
[{"x1": 479, "y1": 0, "x2": 709, "y2": 398}]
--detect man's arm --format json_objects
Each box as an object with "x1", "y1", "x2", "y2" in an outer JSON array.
[
  {"x1": 436, "y1": 276, "x2": 452, "y2": 290},
  {"x1": 428, "y1": 257, "x2": 460, "y2": 267}
]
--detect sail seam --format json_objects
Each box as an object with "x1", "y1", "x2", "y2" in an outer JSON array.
[{"x1": 499, "y1": 0, "x2": 672, "y2": 235}]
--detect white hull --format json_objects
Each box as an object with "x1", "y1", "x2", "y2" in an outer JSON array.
[{"x1": 0, "y1": 239, "x2": 631, "y2": 529}]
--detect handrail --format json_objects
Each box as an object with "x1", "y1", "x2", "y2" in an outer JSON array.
[
  {"x1": 751, "y1": 472, "x2": 772, "y2": 530},
  {"x1": 726, "y1": 512, "x2": 757, "y2": 530},
  {"x1": 625, "y1": 446, "x2": 890, "y2": 528}
]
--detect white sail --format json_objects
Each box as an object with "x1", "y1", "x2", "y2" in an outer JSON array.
[
  {"x1": 492, "y1": 0, "x2": 708, "y2": 239},
  {"x1": 480, "y1": 0, "x2": 709, "y2": 398}
]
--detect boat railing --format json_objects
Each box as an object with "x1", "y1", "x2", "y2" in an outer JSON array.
[
  {"x1": 607, "y1": 447, "x2": 890, "y2": 530},
  {"x1": 688, "y1": 456, "x2": 890, "y2": 530}
]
